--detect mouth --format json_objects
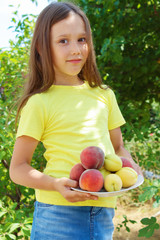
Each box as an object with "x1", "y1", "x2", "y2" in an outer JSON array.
[{"x1": 66, "y1": 59, "x2": 82, "y2": 63}]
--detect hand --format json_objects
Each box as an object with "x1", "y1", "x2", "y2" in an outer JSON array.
[
  {"x1": 131, "y1": 162, "x2": 143, "y2": 176},
  {"x1": 55, "y1": 177, "x2": 98, "y2": 203}
]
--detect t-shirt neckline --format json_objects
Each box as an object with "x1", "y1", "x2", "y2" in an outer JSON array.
[{"x1": 51, "y1": 81, "x2": 88, "y2": 89}]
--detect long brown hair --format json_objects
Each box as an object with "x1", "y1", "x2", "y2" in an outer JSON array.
[{"x1": 16, "y1": 2, "x2": 103, "y2": 121}]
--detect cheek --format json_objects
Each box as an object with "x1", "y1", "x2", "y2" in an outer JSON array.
[
  {"x1": 52, "y1": 48, "x2": 66, "y2": 63},
  {"x1": 82, "y1": 44, "x2": 89, "y2": 59}
]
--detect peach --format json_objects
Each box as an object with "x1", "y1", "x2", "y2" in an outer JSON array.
[
  {"x1": 100, "y1": 168, "x2": 111, "y2": 180},
  {"x1": 80, "y1": 146, "x2": 105, "y2": 169},
  {"x1": 104, "y1": 174, "x2": 122, "y2": 192},
  {"x1": 120, "y1": 157, "x2": 134, "y2": 169},
  {"x1": 70, "y1": 163, "x2": 86, "y2": 182},
  {"x1": 79, "y1": 169, "x2": 104, "y2": 192},
  {"x1": 104, "y1": 154, "x2": 122, "y2": 172},
  {"x1": 116, "y1": 167, "x2": 138, "y2": 188}
]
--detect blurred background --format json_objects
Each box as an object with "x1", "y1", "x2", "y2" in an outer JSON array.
[{"x1": 0, "y1": 0, "x2": 159, "y2": 239}]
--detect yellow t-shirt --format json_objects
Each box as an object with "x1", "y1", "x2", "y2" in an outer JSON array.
[{"x1": 16, "y1": 81, "x2": 126, "y2": 208}]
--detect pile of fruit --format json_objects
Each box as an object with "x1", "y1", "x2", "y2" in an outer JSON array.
[{"x1": 70, "y1": 146, "x2": 138, "y2": 192}]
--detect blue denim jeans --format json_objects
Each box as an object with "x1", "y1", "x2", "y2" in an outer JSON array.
[{"x1": 30, "y1": 201, "x2": 115, "y2": 240}]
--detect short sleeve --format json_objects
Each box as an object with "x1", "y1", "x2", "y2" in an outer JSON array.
[
  {"x1": 16, "y1": 94, "x2": 46, "y2": 141},
  {"x1": 107, "y1": 89, "x2": 126, "y2": 130}
]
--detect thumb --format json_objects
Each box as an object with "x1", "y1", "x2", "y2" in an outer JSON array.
[{"x1": 65, "y1": 179, "x2": 78, "y2": 188}]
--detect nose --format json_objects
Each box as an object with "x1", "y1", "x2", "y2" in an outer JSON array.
[{"x1": 70, "y1": 41, "x2": 81, "y2": 55}]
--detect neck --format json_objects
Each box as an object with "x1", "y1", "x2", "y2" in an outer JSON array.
[{"x1": 54, "y1": 74, "x2": 84, "y2": 86}]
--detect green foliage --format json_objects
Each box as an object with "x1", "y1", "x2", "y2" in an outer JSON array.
[
  {"x1": 138, "y1": 217, "x2": 160, "y2": 238},
  {"x1": 0, "y1": 5, "x2": 45, "y2": 239},
  {"x1": 138, "y1": 179, "x2": 160, "y2": 208},
  {"x1": 124, "y1": 127, "x2": 160, "y2": 172},
  {"x1": 0, "y1": 6, "x2": 36, "y2": 203},
  {"x1": 0, "y1": 7, "x2": 36, "y2": 107},
  {"x1": 116, "y1": 215, "x2": 137, "y2": 232},
  {"x1": 0, "y1": 200, "x2": 32, "y2": 239},
  {"x1": 76, "y1": 0, "x2": 160, "y2": 141}
]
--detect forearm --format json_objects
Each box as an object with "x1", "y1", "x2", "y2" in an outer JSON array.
[
  {"x1": 9, "y1": 162, "x2": 98, "y2": 203},
  {"x1": 10, "y1": 137, "x2": 98, "y2": 203},
  {"x1": 115, "y1": 146, "x2": 135, "y2": 164},
  {"x1": 109, "y1": 127, "x2": 143, "y2": 175},
  {"x1": 115, "y1": 146, "x2": 143, "y2": 175},
  {"x1": 10, "y1": 162, "x2": 58, "y2": 191}
]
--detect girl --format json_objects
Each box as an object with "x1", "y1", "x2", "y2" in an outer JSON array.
[{"x1": 10, "y1": 2, "x2": 142, "y2": 240}]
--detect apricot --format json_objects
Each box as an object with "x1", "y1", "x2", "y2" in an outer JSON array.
[
  {"x1": 104, "y1": 174, "x2": 122, "y2": 192},
  {"x1": 120, "y1": 157, "x2": 134, "y2": 169},
  {"x1": 80, "y1": 146, "x2": 105, "y2": 169},
  {"x1": 70, "y1": 163, "x2": 86, "y2": 182},
  {"x1": 100, "y1": 168, "x2": 111, "y2": 180},
  {"x1": 104, "y1": 154, "x2": 122, "y2": 172},
  {"x1": 79, "y1": 169, "x2": 104, "y2": 192},
  {"x1": 116, "y1": 167, "x2": 138, "y2": 188}
]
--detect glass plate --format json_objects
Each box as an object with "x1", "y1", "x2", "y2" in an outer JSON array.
[{"x1": 71, "y1": 175, "x2": 144, "y2": 197}]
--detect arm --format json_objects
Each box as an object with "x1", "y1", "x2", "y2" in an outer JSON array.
[
  {"x1": 109, "y1": 127, "x2": 143, "y2": 175},
  {"x1": 10, "y1": 135, "x2": 98, "y2": 202}
]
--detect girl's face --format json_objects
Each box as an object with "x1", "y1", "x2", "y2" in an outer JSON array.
[{"x1": 50, "y1": 12, "x2": 89, "y2": 83}]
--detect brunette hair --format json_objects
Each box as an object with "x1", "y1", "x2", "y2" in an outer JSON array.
[{"x1": 16, "y1": 1, "x2": 103, "y2": 121}]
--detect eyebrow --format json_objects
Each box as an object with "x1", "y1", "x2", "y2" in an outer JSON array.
[{"x1": 56, "y1": 32, "x2": 87, "y2": 39}]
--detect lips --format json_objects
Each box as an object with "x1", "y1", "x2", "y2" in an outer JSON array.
[{"x1": 66, "y1": 59, "x2": 82, "y2": 63}]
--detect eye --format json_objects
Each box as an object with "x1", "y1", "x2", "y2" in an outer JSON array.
[
  {"x1": 78, "y1": 37, "x2": 86, "y2": 43},
  {"x1": 59, "y1": 39, "x2": 68, "y2": 44}
]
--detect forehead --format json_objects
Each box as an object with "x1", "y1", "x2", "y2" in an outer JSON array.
[{"x1": 51, "y1": 12, "x2": 86, "y2": 37}]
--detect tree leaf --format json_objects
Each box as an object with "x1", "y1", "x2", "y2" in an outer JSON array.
[
  {"x1": 7, "y1": 233, "x2": 16, "y2": 240},
  {"x1": 0, "y1": 211, "x2": 7, "y2": 218},
  {"x1": 126, "y1": 226, "x2": 130, "y2": 232},
  {"x1": 141, "y1": 217, "x2": 156, "y2": 225},
  {"x1": 9, "y1": 223, "x2": 20, "y2": 233},
  {"x1": 138, "y1": 226, "x2": 149, "y2": 237},
  {"x1": 129, "y1": 220, "x2": 137, "y2": 224},
  {"x1": 139, "y1": 217, "x2": 160, "y2": 238}
]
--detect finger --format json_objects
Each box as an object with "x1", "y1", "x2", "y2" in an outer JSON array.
[
  {"x1": 75, "y1": 193, "x2": 98, "y2": 202},
  {"x1": 64, "y1": 178, "x2": 78, "y2": 188},
  {"x1": 67, "y1": 190, "x2": 98, "y2": 202}
]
